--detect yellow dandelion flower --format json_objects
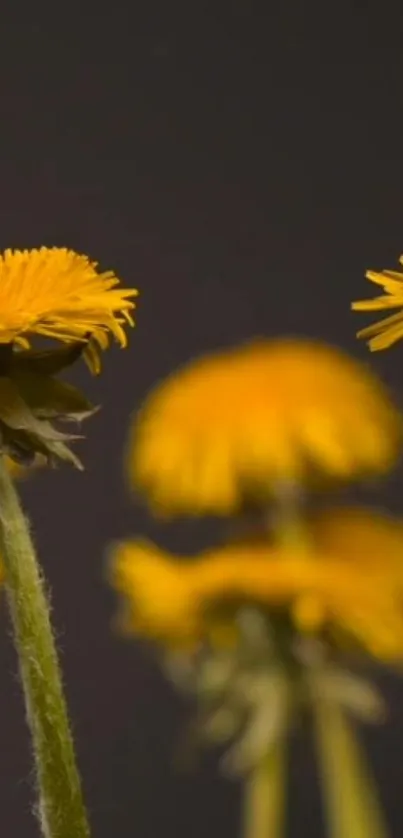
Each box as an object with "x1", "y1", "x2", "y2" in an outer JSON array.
[
  {"x1": 129, "y1": 338, "x2": 400, "y2": 515},
  {"x1": 111, "y1": 540, "x2": 199, "y2": 646},
  {"x1": 109, "y1": 507, "x2": 403, "y2": 661},
  {"x1": 0, "y1": 247, "x2": 138, "y2": 468},
  {"x1": 0, "y1": 247, "x2": 137, "y2": 371},
  {"x1": 352, "y1": 254, "x2": 403, "y2": 350}
]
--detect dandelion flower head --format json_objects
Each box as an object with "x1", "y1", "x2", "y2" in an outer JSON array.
[
  {"x1": 353, "y1": 254, "x2": 403, "y2": 350},
  {"x1": 110, "y1": 507, "x2": 403, "y2": 662},
  {"x1": 129, "y1": 338, "x2": 401, "y2": 515},
  {"x1": 0, "y1": 246, "x2": 138, "y2": 467},
  {"x1": 0, "y1": 247, "x2": 138, "y2": 372}
]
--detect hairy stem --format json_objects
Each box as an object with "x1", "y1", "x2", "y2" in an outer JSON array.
[{"x1": 0, "y1": 459, "x2": 90, "y2": 838}]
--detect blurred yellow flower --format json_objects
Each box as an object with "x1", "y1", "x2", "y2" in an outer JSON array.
[
  {"x1": 110, "y1": 507, "x2": 403, "y2": 661},
  {"x1": 352, "y1": 255, "x2": 403, "y2": 350},
  {"x1": 0, "y1": 247, "x2": 138, "y2": 373},
  {"x1": 129, "y1": 338, "x2": 401, "y2": 515}
]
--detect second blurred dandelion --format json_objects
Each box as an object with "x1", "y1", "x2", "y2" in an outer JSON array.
[
  {"x1": 110, "y1": 505, "x2": 401, "y2": 838},
  {"x1": 111, "y1": 506, "x2": 403, "y2": 662},
  {"x1": 129, "y1": 338, "x2": 401, "y2": 516}
]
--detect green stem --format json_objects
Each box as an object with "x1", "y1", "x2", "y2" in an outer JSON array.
[
  {"x1": 0, "y1": 458, "x2": 90, "y2": 838},
  {"x1": 314, "y1": 698, "x2": 388, "y2": 838},
  {"x1": 273, "y1": 482, "x2": 310, "y2": 553},
  {"x1": 242, "y1": 739, "x2": 286, "y2": 838}
]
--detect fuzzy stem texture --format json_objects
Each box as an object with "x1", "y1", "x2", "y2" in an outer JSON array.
[
  {"x1": 243, "y1": 739, "x2": 285, "y2": 838},
  {"x1": 0, "y1": 458, "x2": 90, "y2": 838}
]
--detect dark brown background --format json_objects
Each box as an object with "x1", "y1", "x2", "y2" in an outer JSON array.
[{"x1": 0, "y1": 2, "x2": 402, "y2": 836}]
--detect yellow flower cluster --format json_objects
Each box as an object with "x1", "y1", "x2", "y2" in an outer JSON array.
[{"x1": 112, "y1": 335, "x2": 403, "y2": 667}]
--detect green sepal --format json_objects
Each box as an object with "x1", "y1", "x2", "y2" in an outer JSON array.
[
  {"x1": 13, "y1": 370, "x2": 97, "y2": 422},
  {"x1": 0, "y1": 425, "x2": 85, "y2": 470},
  {"x1": 0, "y1": 343, "x2": 98, "y2": 468},
  {"x1": 13, "y1": 338, "x2": 103, "y2": 377},
  {"x1": 13, "y1": 342, "x2": 86, "y2": 375},
  {"x1": 0, "y1": 378, "x2": 80, "y2": 441}
]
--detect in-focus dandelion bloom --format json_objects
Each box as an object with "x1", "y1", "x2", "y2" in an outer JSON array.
[
  {"x1": 0, "y1": 246, "x2": 138, "y2": 467},
  {"x1": 129, "y1": 338, "x2": 401, "y2": 515},
  {"x1": 110, "y1": 507, "x2": 403, "y2": 661},
  {"x1": 352, "y1": 254, "x2": 403, "y2": 350},
  {"x1": 0, "y1": 247, "x2": 137, "y2": 371}
]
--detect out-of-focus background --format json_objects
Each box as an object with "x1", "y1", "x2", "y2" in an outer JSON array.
[{"x1": 0, "y1": 3, "x2": 403, "y2": 836}]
